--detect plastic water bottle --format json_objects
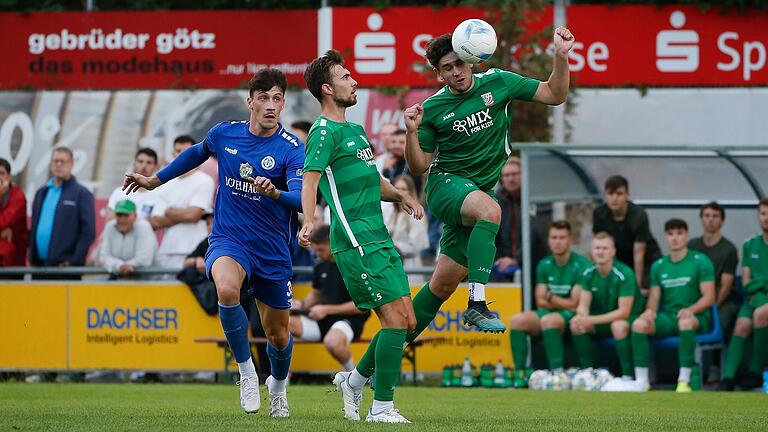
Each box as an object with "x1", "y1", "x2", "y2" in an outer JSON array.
[
  {"x1": 762, "y1": 371, "x2": 768, "y2": 394},
  {"x1": 494, "y1": 360, "x2": 506, "y2": 387},
  {"x1": 442, "y1": 365, "x2": 452, "y2": 387},
  {"x1": 461, "y1": 357, "x2": 474, "y2": 387}
]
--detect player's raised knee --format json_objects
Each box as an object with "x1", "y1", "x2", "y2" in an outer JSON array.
[
  {"x1": 678, "y1": 317, "x2": 696, "y2": 330},
  {"x1": 540, "y1": 313, "x2": 563, "y2": 329},
  {"x1": 611, "y1": 320, "x2": 629, "y2": 338}
]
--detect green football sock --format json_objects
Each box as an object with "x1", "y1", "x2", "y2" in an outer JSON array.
[
  {"x1": 542, "y1": 328, "x2": 564, "y2": 370},
  {"x1": 510, "y1": 330, "x2": 529, "y2": 370},
  {"x1": 631, "y1": 331, "x2": 650, "y2": 368},
  {"x1": 750, "y1": 326, "x2": 768, "y2": 373},
  {"x1": 572, "y1": 333, "x2": 594, "y2": 368},
  {"x1": 723, "y1": 335, "x2": 746, "y2": 379},
  {"x1": 679, "y1": 329, "x2": 695, "y2": 368},
  {"x1": 373, "y1": 328, "x2": 407, "y2": 402},
  {"x1": 406, "y1": 283, "x2": 445, "y2": 344},
  {"x1": 355, "y1": 332, "x2": 380, "y2": 378},
  {"x1": 467, "y1": 220, "x2": 499, "y2": 285},
  {"x1": 615, "y1": 337, "x2": 633, "y2": 377}
]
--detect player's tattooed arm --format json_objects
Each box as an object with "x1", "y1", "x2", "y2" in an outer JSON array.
[
  {"x1": 298, "y1": 171, "x2": 322, "y2": 248},
  {"x1": 403, "y1": 104, "x2": 434, "y2": 175},
  {"x1": 532, "y1": 26, "x2": 574, "y2": 106},
  {"x1": 379, "y1": 176, "x2": 424, "y2": 220}
]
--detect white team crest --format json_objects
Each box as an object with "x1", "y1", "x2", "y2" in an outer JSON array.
[
  {"x1": 261, "y1": 156, "x2": 276, "y2": 170},
  {"x1": 239, "y1": 162, "x2": 253, "y2": 179},
  {"x1": 481, "y1": 92, "x2": 494, "y2": 106}
]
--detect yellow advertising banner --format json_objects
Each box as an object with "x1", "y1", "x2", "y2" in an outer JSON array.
[
  {"x1": 0, "y1": 284, "x2": 68, "y2": 370},
  {"x1": 0, "y1": 281, "x2": 521, "y2": 373}
]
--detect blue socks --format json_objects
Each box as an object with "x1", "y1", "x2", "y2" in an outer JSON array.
[
  {"x1": 218, "y1": 303, "x2": 251, "y2": 363},
  {"x1": 267, "y1": 334, "x2": 293, "y2": 380}
]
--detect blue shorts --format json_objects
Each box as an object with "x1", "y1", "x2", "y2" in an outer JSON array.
[{"x1": 205, "y1": 238, "x2": 293, "y2": 309}]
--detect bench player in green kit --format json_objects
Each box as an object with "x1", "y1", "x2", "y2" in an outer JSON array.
[
  {"x1": 403, "y1": 26, "x2": 575, "y2": 333},
  {"x1": 719, "y1": 197, "x2": 768, "y2": 391},
  {"x1": 630, "y1": 219, "x2": 715, "y2": 393},
  {"x1": 300, "y1": 50, "x2": 424, "y2": 424},
  {"x1": 570, "y1": 232, "x2": 645, "y2": 382}
]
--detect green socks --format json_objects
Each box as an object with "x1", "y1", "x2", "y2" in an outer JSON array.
[
  {"x1": 615, "y1": 337, "x2": 633, "y2": 377},
  {"x1": 542, "y1": 328, "x2": 564, "y2": 370},
  {"x1": 750, "y1": 326, "x2": 768, "y2": 374},
  {"x1": 572, "y1": 333, "x2": 594, "y2": 369},
  {"x1": 510, "y1": 330, "x2": 528, "y2": 370},
  {"x1": 373, "y1": 328, "x2": 407, "y2": 402},
  {"x1": 467, "y1": 220, "x2": 499, "y2": 284},
  {"x1": 355, "y1": 332, "x2": 380, "y2": 378},
  {"x1": 724, "y1": 335, "x2": 745, "y2": 379},
  {"x1": 679, "y1": 329, "x2": 695, "y2": 368},
  {"x1": 631, "y1": 331, "x2": 650, "y2": 368},
  {"x1": 406, "y1": 284, "x2": 445, "y2": 344}
]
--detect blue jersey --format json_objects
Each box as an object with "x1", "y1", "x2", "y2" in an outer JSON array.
[{"x1": 204, "y1": 121, "x2": 304, "y2": 280}]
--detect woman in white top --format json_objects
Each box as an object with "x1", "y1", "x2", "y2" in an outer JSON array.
[{"x1": 384, "y1": 175, "x2": 429, "y2": 284}]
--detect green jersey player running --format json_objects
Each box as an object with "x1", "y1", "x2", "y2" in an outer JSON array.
[
  {"x1": 403, "y1": 26, "x2": 575, "y2": 333},
  {"x1": 300, "y1": 50, "x2": 424, "y2": 424}
]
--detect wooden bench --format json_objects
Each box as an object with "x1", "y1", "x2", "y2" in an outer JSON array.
[{"x1": 195, "y1": 336, "x2": 445, "y2": 385}]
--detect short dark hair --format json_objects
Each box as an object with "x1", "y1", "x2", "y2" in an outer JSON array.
[
  {"x1": 135, "y1": 147, "x2": 158, "y2": 164},
  {"x1": 0, "y1": 158, "x2": 10, "y2": 173},
  {"x1": 425, "y1": 34, "x2": 454, "y2": 68},
  {"x1": 304, "y1": 50, "x2": 345, "y2": 102},
  {"x1": 549, "y1": 220, "x2": 571, "y2": 233},
  {"x1": 700, "y1": 201, "x2": 725, "y2": 220},
  {"x1": 604, "y1": 175, "x2": 629, "y2": 193},
  {"x1": 310, "y1": 224, "x2": 331, "y2": 244},
  {"x1": 248, "y1": 68, "x2": 287, "y2": 96},
  {"x1": 760, "y1": 197, "x2": 768, "y2": 209},
  {"x1": 393, "y1": 129, "x2": 406, "y2": 136},
  {"x1": 664, "y1": 218, "x2": 688, "y2": 232},
  {"x1": 290, "y1": 121, "x2": 312, "y2": 134},
  {"x1": 52, "y1": 146, "x2": 73, "y2": 161},
  {"x1": 173, "y1": 135, "x2": 196, "y2": 146}
]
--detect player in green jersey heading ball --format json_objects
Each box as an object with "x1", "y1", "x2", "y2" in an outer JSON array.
[{"x1": 402, "y1": 26, "x2": 575, "y2": 333}]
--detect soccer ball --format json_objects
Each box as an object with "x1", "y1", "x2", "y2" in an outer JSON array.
[
  {"x1": 572, "y1": 368, "x2": 596, "y2": 391},
  {"x1": 451, "y1": 18, "x2": 498, "y2": 64},
  {"x1": 528, "y1": 370, "x2": 551, "y2": 390},
  {"x1": 592, "y1": 368, "x2": 614, "y2": 390}
]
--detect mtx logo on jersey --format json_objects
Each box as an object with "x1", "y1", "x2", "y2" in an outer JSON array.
[
  {"x1": 356, "y1": 147, "x2": 376, "y2": 167},
  {"x1": 452, "y1": 108, "x2": 493, "y2": 136},
  {"x1": 261, "y1": 156, "x2": 276, "y2": 170}
]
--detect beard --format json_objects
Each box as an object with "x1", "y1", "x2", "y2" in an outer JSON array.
[{"x1": 333, "y1": 94, "x2": 357, "y2": 108}]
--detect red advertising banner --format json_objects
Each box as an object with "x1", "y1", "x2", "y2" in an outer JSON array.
[
  {"x1": 332, "y1": 5, "x2": 768, "y2": 87},
  {"x1": 0, "y1": 10, "x2": 317, "y2": 89}
]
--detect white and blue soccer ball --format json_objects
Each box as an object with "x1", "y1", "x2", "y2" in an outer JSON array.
[
  {"x1": 572, "y1": 368, "x2": 596, "y2": 391},
  {"x1": 592, "y1": 368, "x2": 614, "y2": 390},
  {"x1": 451, "y1": 18, "x2": 498, "y2": 64},
  {"x1": 528, "y1": 370, "x2": 551, "y2": 390}
]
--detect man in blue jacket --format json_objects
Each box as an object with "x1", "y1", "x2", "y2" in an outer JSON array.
[{"x1": 30, "y1": 147, "x2": 95, "y2": 275}]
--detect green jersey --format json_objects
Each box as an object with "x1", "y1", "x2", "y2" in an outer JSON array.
[
  {"x1": 579, "y1": 260, "x2": 645, "y2": 316},
  {"x1": 304, "y1": 116, "x2": 392, "y2": 254},
  {"x1": 743, "y1": 234, "x2": 768, "y2": 280},
  {"x1": 536, "y1": 252, "x2": 591, "y2": 297},
  {"x1": 418, "y1": 68, "x2": 539, "y2": 191},
  {"x1": 650, "y1": 250, "x2": 715, "y2": 314}
]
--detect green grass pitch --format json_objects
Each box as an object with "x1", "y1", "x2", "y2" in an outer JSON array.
[{"x1": 1, "y1": 383, "x2": 766, "y2": 431}]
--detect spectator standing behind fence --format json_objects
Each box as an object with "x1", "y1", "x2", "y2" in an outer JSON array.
[
  {"x1": 289, "y1": 225, "x2": 370, "y2": 372},
  {"x1": 106, "y1": 148, "x2": 159, "y2": 221},
  {"x1": 718, "y1": 197, "x2": 768, "y2": 391},
  {"x1": 593, "y1": 175, "x2": 661, "y2": 290},
  {"x1": 688, "y1": 202, "x2": 739, "y2": 333},
  {"x1": 383, "y1": 175, "x2": 428, "y2": 284},
  {"x1": 98, "y1": 199, "x2": 157, "y2": 278},
  {"x1": 151, "y1": 136, "x2": 214, "y2": 270},
  {"x1": 0, "y1": 158, "x2": 27, "y2": 268},
  {"x1": 30, "y1": 147, "x2": 95, "y2": 276}
]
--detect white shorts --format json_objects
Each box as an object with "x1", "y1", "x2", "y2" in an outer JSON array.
[{"x1": 298, "y1": 316, "x2": 354, "y2": 344}]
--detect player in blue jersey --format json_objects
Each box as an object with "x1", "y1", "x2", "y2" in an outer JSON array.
[{"x1": 123, "y1": 69, "x2": 303, "y2": 418}]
